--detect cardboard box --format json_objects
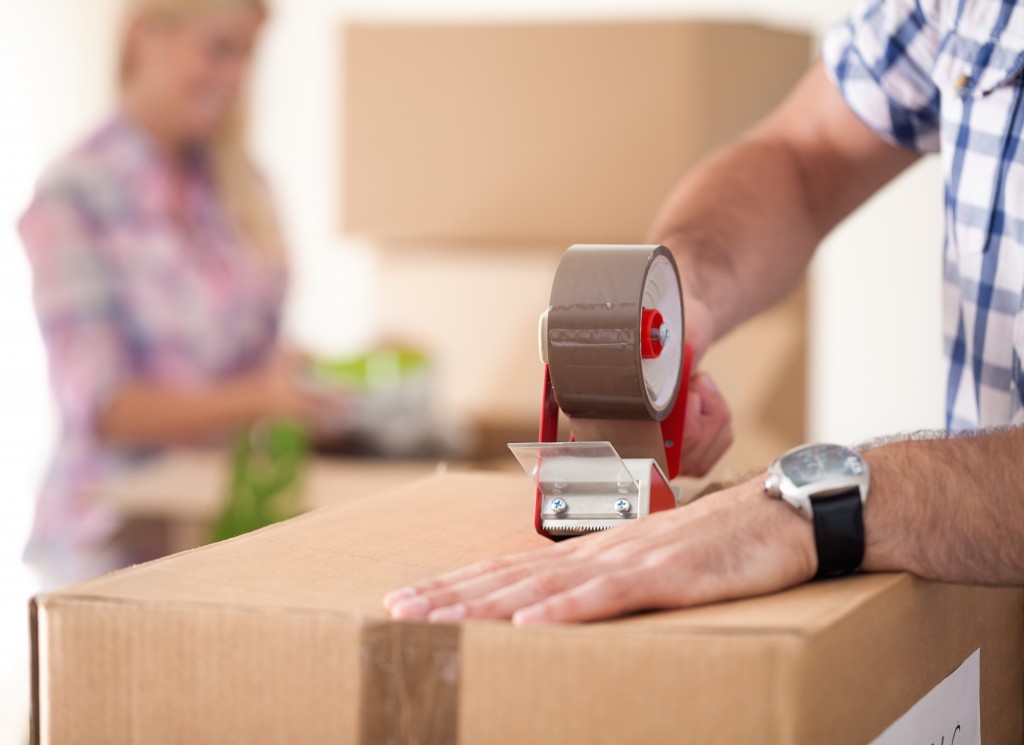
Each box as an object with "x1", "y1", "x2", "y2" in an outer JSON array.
[
  {"x1": 33, "y1": 472, "x2": 1023, "y2": 744},
  {"x1": 341, "y1": 21, "x2": 812, "y2": 243}
]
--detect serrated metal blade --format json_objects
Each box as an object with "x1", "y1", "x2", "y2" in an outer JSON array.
[{"x1": 541, "y1": 519, "x2": 632, "y2": 535}]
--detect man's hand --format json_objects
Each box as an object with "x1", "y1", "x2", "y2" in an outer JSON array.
[
  {"x1": 384, "y1": 477, "x2": 816, "y2": 625},
  {"x1": 678, "y1": 293, "x2": 733, "y2": 477},
  {"x1": 681, "y1": 371, "x2": 732, "y2": 477}
]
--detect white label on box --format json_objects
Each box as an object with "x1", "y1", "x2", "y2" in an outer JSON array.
[{"x1": 871, "y1": 648, "x2": 981, "y2": 745}]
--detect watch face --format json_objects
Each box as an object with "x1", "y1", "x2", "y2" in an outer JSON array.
[{"x1": 780, "y1": 444, "x2": 864, "y2": 488}]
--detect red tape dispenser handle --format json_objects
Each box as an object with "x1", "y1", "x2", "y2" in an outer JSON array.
[
  {"x1": 659, "y1": 342, "x2": 693, "y2": 480},
  {"x1": 535, "y1": 365, "x2": 560, "y2": 534}
]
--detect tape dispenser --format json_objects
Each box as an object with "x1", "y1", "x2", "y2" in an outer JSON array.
[{"x1": 509, "y1": 244, "x2": 693, "y2": 539}]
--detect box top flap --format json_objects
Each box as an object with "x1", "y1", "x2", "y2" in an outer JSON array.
[{"x1": 38, "y1": 471, "x2": 910, "y2": 638}]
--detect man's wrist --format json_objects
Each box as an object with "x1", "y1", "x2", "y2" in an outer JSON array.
[
  {"x1": 736, "y1": 475, "x2": 818, "y2": 581},
  {"x1": 770, "y1": 485, "x2": 818, "y2": 582},
  {"x1": 859, "y1": 444, "x2": 914, "y2": 575}
]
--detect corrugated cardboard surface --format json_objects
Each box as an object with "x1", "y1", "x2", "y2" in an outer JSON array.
[
  {"x1": 341, "y1": 21, "x2": 811, "y2": 243},
  {"x1": 33, "y1": 472, "x2": 1024, "y2": 744}
]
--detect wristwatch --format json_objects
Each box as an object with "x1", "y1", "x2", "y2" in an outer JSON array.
[{"x1": 763, "y1": 443, "x2": 869, "y2": 579}]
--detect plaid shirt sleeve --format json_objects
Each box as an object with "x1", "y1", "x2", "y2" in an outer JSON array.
[
  {"x1": 823, "y1": 0, "x2": 943, "y2": 153},
  {"x1": 19, "y1": 179, "x2": 132, "y2": 435}
]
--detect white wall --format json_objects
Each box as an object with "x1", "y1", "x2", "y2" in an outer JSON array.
[
  {"x1": 0, "y1": 2, "x2": 123, "y2": 553},
  {"x1": 810, "y1": 159, "x2": 946, "y2": 443},
  {"x1": 0, "y1": 4, "x2": 124, "y2": 743}
]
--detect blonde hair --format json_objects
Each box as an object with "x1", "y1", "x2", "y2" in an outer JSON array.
[{"x1": 119, "y1": 0, "x2": 284, "y2": 258}]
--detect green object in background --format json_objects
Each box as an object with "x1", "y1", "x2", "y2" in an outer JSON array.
[
  {"x1": 211, "y1": 420, "x2": 309, "y2": 543},
  {"x1": 310, "y1": 347, "x2": 429, "y2": 391}
]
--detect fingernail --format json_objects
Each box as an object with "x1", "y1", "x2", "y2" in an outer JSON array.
[
  {"x1": 428, "y1": 604, "x2": 466, "y2": 624},
  {"x1": 699, "y1": 373, "x2": 718, "y2": 394},
  {"x1": 383, "y1": 587, "x2": 417, "y2": 610},
  {"x1": 390, "y1": 595, "x2": 431, "y2": 620},
  {"x1": 512, "y1": 605, "x2": 547, "y2": 626}
]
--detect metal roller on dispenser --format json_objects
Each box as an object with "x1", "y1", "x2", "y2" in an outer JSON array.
[{"x1": 510, "y1": 244, "x2": 694, "y2": 539}]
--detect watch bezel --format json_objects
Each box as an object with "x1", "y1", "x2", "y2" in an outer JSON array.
[{"x1": 764, "y1": 443, "x2": 869, "y2": 520}]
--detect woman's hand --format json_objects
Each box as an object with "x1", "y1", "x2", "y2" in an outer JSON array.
[
  {"x1": 384, "y1": 476, "x2": 816, "y2": 625},
  {"x1": 252, "y1": 348, "x2": 332, "y2": 424}
]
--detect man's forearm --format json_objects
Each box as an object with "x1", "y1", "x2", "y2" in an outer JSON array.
[
  {"x1": 648, "y1": 136, "x2": 822, "y2": 340},
  {"x1": 862, "y1": 428, "x2": 1024, "y2": 585},
  {"x1": 648, "y1": 64, "x2": 919, "y2": 343}
]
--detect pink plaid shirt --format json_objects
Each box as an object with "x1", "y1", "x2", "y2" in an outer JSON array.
[{"x1": 19, "y1": 114, "x2": 286, "y2": 567}]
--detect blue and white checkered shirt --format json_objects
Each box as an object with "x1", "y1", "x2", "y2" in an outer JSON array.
[{"x1": 825, "y1": 0, "x2": 1024, "y2": 429}]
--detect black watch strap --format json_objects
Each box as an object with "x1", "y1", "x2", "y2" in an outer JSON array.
[{"x1": 811, "y1": 487, "x2": 865, "y2": 579}]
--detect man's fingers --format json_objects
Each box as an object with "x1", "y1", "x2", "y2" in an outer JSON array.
[
  {"x1": 410, "y1": 532, "x2": 648, "y2": 621},
  {"x1": 680, "y1": 372, "x2": 733, "y2": 477},
  {"x1": 683, "y1": 414, "x2": 734, "y2": 477},
  {"x1": 428, "y1": 563, "x2": 609, "y2": 623},
  {"x1": 384, "y1": 557, "x2": 517, "y2": 611},
  {"x1": 390, "y1": 491, "x2": 693, "y2": 619},
  {"x1": 407, "y1": 549, "x2": 552, "y2": 594},
  {"x1": 693, "y1": 372, "x2": 728, "y2": 419},
  {"x1": 385, "y1": 545, "x2": 578, "y2": 615},
  {"x1": 390, "y1": 559, "x2": 560, "y2": 620},
  {"x1": 397, "y1": 531, "x2": 652, "y2": 622},
  {"x1": 682, "y1": 389, "x2": 703, "y2": 444},
  {"x1": 693, "y1": 422, "x2": 734, "y2": 476},
  {"x1": 512, "y1": 568, "x2": 660, "y2": 625}
]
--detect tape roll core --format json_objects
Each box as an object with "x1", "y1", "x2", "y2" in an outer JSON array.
[{"x1": 546, "y1": 244, "x2": 684, "y2": 423}]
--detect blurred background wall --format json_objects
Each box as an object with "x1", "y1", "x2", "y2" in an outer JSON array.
[{"x1": 0, "y1": 1, "x2": 943, "y2": 742}]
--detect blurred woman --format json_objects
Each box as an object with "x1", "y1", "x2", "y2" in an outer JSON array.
[{"x1": 19, "y1": 0, "x2": 318, "y2": 584}]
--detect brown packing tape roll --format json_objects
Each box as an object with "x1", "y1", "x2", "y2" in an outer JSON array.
[
  {"x1": 570, "y1": 418, "x2": 672, "y2": 472},
  {"x1": 546, "y1": 245, "x2": 684, "y2": 468}
]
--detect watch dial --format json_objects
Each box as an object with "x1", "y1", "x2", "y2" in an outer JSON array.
[{"x1": 780, "y1": 444, "x2": 864, "y2": 487}]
